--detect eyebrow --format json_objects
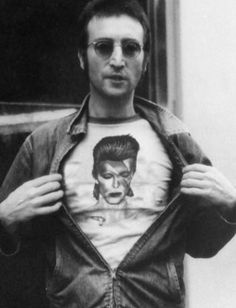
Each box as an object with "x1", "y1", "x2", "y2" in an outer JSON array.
[{"x1": 92, "y1": 37, "x2": 141, "y2": 43}]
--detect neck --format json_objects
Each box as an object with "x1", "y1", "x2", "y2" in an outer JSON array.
[{"x1": 88, "y1": 90, "x2": 136, "y2": 119}]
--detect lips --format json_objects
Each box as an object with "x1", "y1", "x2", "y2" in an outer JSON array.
[
  {"x1": 109, "y1": 192, "x2": 122, "y2": 198},
  {"x1": 106, "y1": 74, "x2": 126, "y2": 81}
]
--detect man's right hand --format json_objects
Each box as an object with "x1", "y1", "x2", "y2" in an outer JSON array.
[{"x1": 0, "y1": 173, "x2": 64, "y2": 234}]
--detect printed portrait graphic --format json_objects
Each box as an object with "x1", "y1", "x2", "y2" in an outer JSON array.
[{"x1": 92, "y1": 135, "x2": 140, "y2": 207}]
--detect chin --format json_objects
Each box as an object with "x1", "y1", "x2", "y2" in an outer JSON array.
[
  {"x1": 104, "y1": 89, "x2": 133, "y2": 100},
  {"x1": 106, "y1": 199, "x2": 122, "y2": 205}
]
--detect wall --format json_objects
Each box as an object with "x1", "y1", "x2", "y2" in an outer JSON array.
[{"x1": 177, "y1": 0, "x2": 236, "y2": 307}]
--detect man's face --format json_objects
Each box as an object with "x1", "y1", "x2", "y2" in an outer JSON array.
[
  {"x1": 79, "y1": 15, "x2": 147, "y2": 99},
  {"x1": 97, "y1": 158, "x2": 135, "y2": 205}
]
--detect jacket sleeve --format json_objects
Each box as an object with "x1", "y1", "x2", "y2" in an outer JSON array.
[
  {"x1": 0, "y1": 136, "x2": 33, "y2": 256},
  {"x1": 174, "y1": 132, "x2": 236, "y2": 258},
  {"x1": 186, "y1": 202, "x2": 236, "y2": 258}
]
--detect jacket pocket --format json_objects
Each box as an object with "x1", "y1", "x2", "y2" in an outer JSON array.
[
  {"x1": 46, "y1": 240, "x2": 64, "y2": 296},
  {"x1": 166, "y1": 261, "x2": 183, "y2": 303}
]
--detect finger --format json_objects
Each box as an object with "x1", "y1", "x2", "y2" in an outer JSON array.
[
  {"x1": 182, "y1": 164, "x2": 211, "y2": 174},
  {"x1": 182, "y1": 171, "x2": 205, "y2": 181},
  {"x1": 181, "y1": 179, "x2": 207, "y2": 189},
  {"x1": 24, "y1": 174, "x2": 62, "y2": 188},
  {"x1": 31, "y1": 181, "x2": 62, "y2": 197},
  {"x1": 36, "y1": 202, "x2": 62, "y2": 216},
  {"x1": 31, "y1": 190, "x2": 64, "y2": 207},
  {"x1": 180, "y1": 187, "x2": 205, "y2": 195}
]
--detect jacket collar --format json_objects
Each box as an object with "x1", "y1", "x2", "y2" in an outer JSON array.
[
  {"x1": 65, "y1": 94, "x2": 187, "y2": 181},
  {"x1": 66, "y1": 94, "x2": 188, "y2": 139},
  {"x1": 66, "y1": 94, "x2": 90, "y2": 137}
]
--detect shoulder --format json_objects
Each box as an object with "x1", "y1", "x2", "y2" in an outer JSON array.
[
  {"x1": 135, "y1": 96, "x2": 211, "y2": 165},
  {"x1": 26, "y1": 110, "x2": 79, "y2": 146},
  {"x1": 135, "y1": 96, "x2": 190, "y2": 136},
  {"x1": 34, "y1": 111, "x2": 78, "y2": 135}
]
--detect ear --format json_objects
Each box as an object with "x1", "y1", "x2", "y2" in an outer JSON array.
[
  {"x1": 142, "y1": 53, "x2": 149, "y2": 73},
  {"x1": 93, "y1": 182, "x2": 100, "y2": 200},
  {"x1": 78, "y1": 50, "x2": 85, "y2": 70}
]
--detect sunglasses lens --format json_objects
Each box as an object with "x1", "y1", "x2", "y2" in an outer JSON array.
[
  {"x1": 92, "y1": 39, "x2": 142, "y2": 59},
  {"x1": 123, "y1": 41, "x2": 141, "y2": 58},
  {"x1": 95, "y1": 41, "x2": 113, "y2": 58}
]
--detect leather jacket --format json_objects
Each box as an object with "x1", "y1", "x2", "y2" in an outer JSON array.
[{"x1": 0, "y1": 96, "x2": 235, "y2": 308}]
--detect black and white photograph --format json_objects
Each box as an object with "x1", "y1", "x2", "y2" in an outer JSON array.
[{"x1": 0, "y1": 1, "x2": 236, "y2": 307}]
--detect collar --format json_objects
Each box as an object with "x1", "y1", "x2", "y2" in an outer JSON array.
[
  {"x1": 66, "y1": 94, "x2": 188, "y2": 139},
  {"x1": 66, "y1": 94, "x2": 90, "y2": 137}
]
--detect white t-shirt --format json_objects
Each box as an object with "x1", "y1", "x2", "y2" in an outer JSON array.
[{"x1": 63, "y1": 116, "x2": 173, "y2": 269}]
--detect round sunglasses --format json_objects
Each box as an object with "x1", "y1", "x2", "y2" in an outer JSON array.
[{"x1": 87, "y1": 39, "x2": 143, "y2": 59}]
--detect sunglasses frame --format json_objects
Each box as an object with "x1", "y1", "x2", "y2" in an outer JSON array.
[{"x1": 87, "y1": 38, "x2": 144, "y2": 60}]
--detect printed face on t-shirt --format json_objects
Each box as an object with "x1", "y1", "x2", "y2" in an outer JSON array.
[{"x1": 96, "y1": 158, "x2": 135, "y2": 205}]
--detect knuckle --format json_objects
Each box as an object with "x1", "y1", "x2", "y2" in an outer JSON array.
[
  {"x1": 51, "y1": 203, "x2": 60, "y2": 211},
  {"x1": 27, "y1": 187, "x2": 37, "y2": 197},
  {"x1": 31, "y1": 197, "x2": 39, "y2": 205},
  {"x1": 44, "y1": 181, "x2": 60, "y2": 193},
  {"x1": 52, "y1": 181, "x2": 61, "y2": 190},
  {"x1": 205, "y1": 171, "x2": 213, "y2": 180},
  {"x1": 22, "y1": 181, "x2": 32, "y2": 189},
  {"x1": 206, "y1": 187, "x2": 213, "y2": 195},
  {"x1": 56, "y1": 190, "x2": 64, "y2": 198}
]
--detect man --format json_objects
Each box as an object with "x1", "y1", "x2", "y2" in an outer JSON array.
[{"x1": 0, "y1": 0, "x2": 236, "y2": 307}]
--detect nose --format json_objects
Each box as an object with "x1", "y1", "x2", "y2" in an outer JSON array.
[
  {"x1": 112, "y1": 176, "x2": 120, "y2": 188},
  {"x1": 109, "y1": 45, "x2": 125, "y2": 69}
]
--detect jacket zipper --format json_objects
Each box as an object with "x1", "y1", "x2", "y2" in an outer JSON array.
[
  {"x1": 60, "y1": 203, "x2": 119, "y2": 306},
  {"x1": 61, "y1": 188, "x2": 181, "y2": 307},
  {"x1": 110, "y1": 268, "x2": 117, "y2": 308}
]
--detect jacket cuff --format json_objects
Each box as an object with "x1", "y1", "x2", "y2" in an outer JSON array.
[{"x1": 0, "y1": 222, "x2": 21, "y2": 256}]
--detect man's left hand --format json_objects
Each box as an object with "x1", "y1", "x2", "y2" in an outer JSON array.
[{"x1": 180, "y1": 164, "x2": 236, "y2": 221}]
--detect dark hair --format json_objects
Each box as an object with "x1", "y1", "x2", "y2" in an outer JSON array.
[
  {"x1": 92, "y1": 134, "x2": 140, "y2": 179},
  {"x1": 78, "y1": 0, "x2": 151, "y2": 54}
]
